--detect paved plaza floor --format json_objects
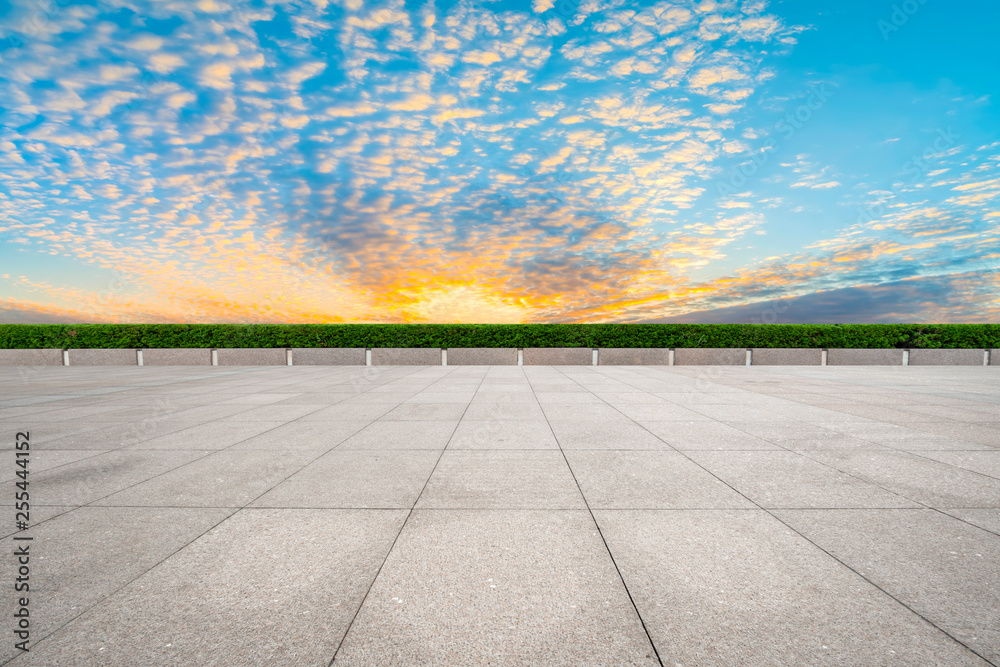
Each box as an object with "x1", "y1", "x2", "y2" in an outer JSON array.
[{"x1": 0, "y1": 364, "x2": 998, "y2": 665}]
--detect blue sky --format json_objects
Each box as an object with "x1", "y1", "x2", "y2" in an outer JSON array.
[{"x1": 0, "y1": 0, "x2": 997, "y2": 323}]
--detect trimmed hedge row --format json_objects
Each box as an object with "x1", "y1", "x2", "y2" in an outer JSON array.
[{"x1": 1, "y1": 323, "x2": 998, "y2": 349}]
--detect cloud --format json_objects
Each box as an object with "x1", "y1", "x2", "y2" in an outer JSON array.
[
  {"x1": 533, "y1": 0, "x2": 554, "y2": 13},
  {"x1": 6, "y1": 0, "x2": 986, "y2": 325},
  {"x1": 640, "y1": 271, "x2": 1000, "y2": 323},
  {"x1": 199, "y1": 62, "x2": 235, "y2": 89},
  {"x1": 462, "y1": 50, "x2": 503, "y2": 66}
]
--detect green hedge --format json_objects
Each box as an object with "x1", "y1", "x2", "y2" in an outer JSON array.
[{"x1": 0, "y1": 323, "x2": 997, "y2": 349}]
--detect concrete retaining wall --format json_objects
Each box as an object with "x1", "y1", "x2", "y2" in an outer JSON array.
[
  {"x1": 0, "y1": 349, "x2": 64, "y2": 366},
  {"x1": 675, "y1": 348, "x2": 746, "y2": 366},
  {"x1": 142, "y1": 348, "x2": 212, "y2": 366},
  {"x1": 67, "y1": 349, "x2": 137, "y2": 366},
  {"x1": 907, "y1": 349, "x2": 985, "y2": 366},
  {"x1": 599, "y1": 348, "x2": 670, "y2": 365},
  {"x1": 216, "y1": 348, "x2": 287, "y2": 366},
  {"x1": 523, "y1": 348, "x2": 593, "y2": 365},
  {"x1": 751, "y1": 348, "x2": 823, "y2": 366},
  {"x1": 447, "y1": 348, "x2": 517, "y2": 365},
  {"x1": 827, "y1": 349, "x2": 904, "y2": 366},
  {"x1": 371, "y1": 348, "x2": 442, "y2": 365},
  {"x1": 292, "y1": 348, "x2": 366, "y2": 365},
  {"x1": 2, "y1": 347, "x2": 996, "y2": 366}
]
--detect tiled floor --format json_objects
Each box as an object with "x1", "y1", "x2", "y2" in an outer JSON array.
[{"x1": 1, "y1": 364, "x2": 998, "y2": 666}]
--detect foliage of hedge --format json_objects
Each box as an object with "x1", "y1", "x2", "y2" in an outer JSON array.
[{"x1": 1, "y1": 323, "x2": 997, "y2": 349}]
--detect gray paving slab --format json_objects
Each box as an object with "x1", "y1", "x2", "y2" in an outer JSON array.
[
  {"x1": 30, "y1": 449, "x2": 210, "y2": 506},
  {"x1": 99, "y1": 449, "x2": 317, "y2": 507},
  {"x1": 686, "y1": 450, "x2": 918, "y2": 508},
  {"x1": 461, "y1": 401, "x2": 545, "y2": 420},
  {"x1": 0, "y1": 507, "x2": 233, "y2": 663},
  {"x1": 539, "y1": 402, "x2": 633, "y2": 421},
  {"x1": 299, "y1": 402, "x2": 395, "y2": 421},
  {"x1": 215, "y1": 392, "x2": 301, "y2": 405},
  {"x1": 944, "y1": 509, "x2": 1000, "y2": 536},
  {"x1": 0, "y1": 505, "x2": 75, "y2": 539},
  {"x1": 336, "y1": 420, "x2": 459, "y2": 449},
  {"x1": 0, "y1": 449, "x2": 105, "y2": 482},
  {"x1": 33, "y1": 419, "x2": 207, "y2": 449},
  {"x1": 448, "y1": 419, "x2": 559, "y2": 449},
  {"x1": 380, "y1": 402, "x2": 468, "y2": 420},
  {"x1": 613, "y1": 402, "x2": 709, "y2": 421},
  {"x1": 775, "y1": 509, "x2": 1000, "y2": 664},
  {"x1": 532, "y1": 390, "x2": 603, "y2": 403},
  {"x1": 128, "y1": 420, "x2": 286, "y2": 450},
  {"x1": 229, "y1": 420, "x2": 371, "y2": 452},
  {"x1": 253, "y1": 450, "x2": 440, "y2": 509},
  {"x1": 404, "y1": 390, "x2": 477, "y2": 403},
  {"x1": 641, "y1": 420, "x2": 781, "y2": 450},
  {"x1": 805, "y1": 450, "x2": 1000, "y2": 508},
  {"x1": 214, "y1": 403, "x2": 326, "y2": 421},
  {"x1": 546, "y1": 418, "x2": 670, "y2": 450},
  {"x1": 910, "y1": 421, "x2": 1000, "y2": 446},
  {"x1": 912, "y1": 450, "x2": 1000, "y2": 479},
  {"x1": 470, "y1": 390, "x2": 539, "y2": 404},
  {"x1": 332, "y1": 510, "x2": 659, "y2": 665},
  {"x1": 141, "y1": 348, "x2": 212, "y2": 365},
  {"x1": 0, "y1": 420, "x2": 104, "y2": 444},
  {"x1": 18, "y1": 509, "x2": 408, "y2": 666},
  {"x1": 291, "y1": 347, "x2": 366, "y2": 365},
  {"x1": 416, "y1": 450, "x2": 585, "y2": 509},
  {"x1": 565, "y1": 450, "x2": 754, "y2": 509},
  {"x1": 595, "y1": 509, "x2": 989, "y2": 665}
]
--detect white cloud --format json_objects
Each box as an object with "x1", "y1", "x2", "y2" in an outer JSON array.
[{"x1": 199, "y1": 62, "x2": 235, "y2": 90}]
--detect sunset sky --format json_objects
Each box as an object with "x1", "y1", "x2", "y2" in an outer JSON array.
[{"x1": 1, "y1": 0, "x2": 997, "y2": 324}]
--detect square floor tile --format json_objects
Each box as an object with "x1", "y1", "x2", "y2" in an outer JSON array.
[
  {"x1": 565, "y1": 451, "x2": 754, "y2": 509},
  {"x1": 18, "y1": 509, "x2": 407, "y2": 666},
  {"x1": 253, "y1": 450, "x2": 440, "y2": 508},
  {"x1": 595, "y1": 509, "x2": 987, "y2": 665},
  {"x1": 547, "y1": 419, "x2": 669, "y2": 450},
  {"x1": 416, "y1": 451, "x2": 585, "y2": 509},
  {"x1": 333, "y1": 510, "x2": 658, "y2": 666},
  {"x1": 775, "y1": 509, "x2": 1000, "y2": 664},
  {"x1": 337, "y1": 421, "x2": 458, "y2": 450},
  {"x1": 686, "y1": 451, "x2": 918, "y2": 508},
  {"x1": 448, "y1": 420, "x2": 559, "y2": 449}
]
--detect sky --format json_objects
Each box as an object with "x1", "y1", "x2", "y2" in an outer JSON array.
[{"x1": 0, "y1": 0, "x2": 997, "y2": 324}]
